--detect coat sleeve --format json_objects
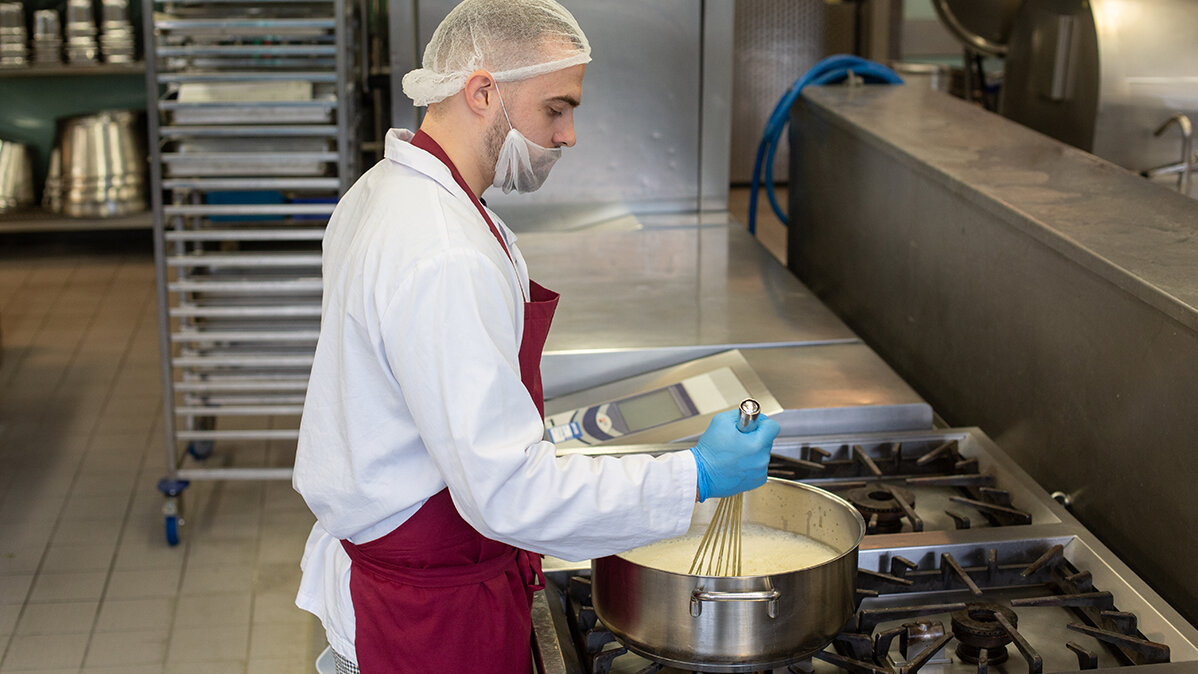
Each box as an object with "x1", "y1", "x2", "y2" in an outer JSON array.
[{"x1": 379, "y1": 247, "x2": 697, "y2": 561}]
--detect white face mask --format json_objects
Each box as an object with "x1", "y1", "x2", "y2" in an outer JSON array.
[{"x1": 492, "y1": 84, "x2": 562, "y2": 194}]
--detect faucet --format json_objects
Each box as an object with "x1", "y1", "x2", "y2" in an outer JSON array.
[{"x1": 1148, "y1": 113, "x2": 1194, "y2": 196}]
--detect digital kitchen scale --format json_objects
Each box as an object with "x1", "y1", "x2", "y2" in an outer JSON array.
[{"x1": 543, "y1": 350, "x2": 781, "y2": 448}]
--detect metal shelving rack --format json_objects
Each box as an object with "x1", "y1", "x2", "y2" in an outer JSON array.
[{"x1": 143, "y1": 0, "x2": 357, "y2": 544}]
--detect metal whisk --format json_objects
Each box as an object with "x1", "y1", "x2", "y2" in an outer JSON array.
[{"x1": 688, "y1": 399, "x2": 760, "y2": 576}]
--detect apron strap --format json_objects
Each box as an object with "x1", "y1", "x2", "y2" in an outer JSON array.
[{"x1": 409, "y1": 130, "x2": 519, "y2": 268}]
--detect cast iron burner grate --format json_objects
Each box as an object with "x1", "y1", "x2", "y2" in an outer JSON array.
[
  {"x1": 768, "y1": 440, "x2": 1032, "y2": 533},
  {"x1": 951, "y1": 602, "x2": 1019, "y2": 664},
  {"x1": 827, "y1": 544, "x2": 1172, "y2": 673},
  {"x1": 557, "y1": 544, "x2": 1172, "y2": 674}
]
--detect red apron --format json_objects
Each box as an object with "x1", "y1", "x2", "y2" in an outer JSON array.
[{"x1": 339, "y1": 130, "x2": 559, "y2": 673}]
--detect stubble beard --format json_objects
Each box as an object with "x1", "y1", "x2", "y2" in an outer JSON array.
[{"x1": 484, "y1": 112, "x2": 510, "y2": 181}]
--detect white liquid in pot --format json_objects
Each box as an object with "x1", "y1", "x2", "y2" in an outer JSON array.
[{"x1": 618, "y1": 523, "x2": 841, "y2": 576}]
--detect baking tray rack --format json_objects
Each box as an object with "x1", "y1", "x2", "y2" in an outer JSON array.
[{"x1": 144, "y1": 0, "x2": 358, "y2": 544}]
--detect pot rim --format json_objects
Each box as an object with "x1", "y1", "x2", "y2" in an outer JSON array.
[{"x1": 606, "y1": 477, "x2": 867, "y2": 580}]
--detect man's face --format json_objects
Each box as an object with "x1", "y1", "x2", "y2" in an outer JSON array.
[{"x1": 492, "y1": 63, "x2": 586, "y2": 150}]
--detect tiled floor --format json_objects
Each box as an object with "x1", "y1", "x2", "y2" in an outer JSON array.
[
  {"x1": 0, "y1": 231, "x2": 324, "y2": 673},
  {"x1": 0, "y1": 196, "x2": 783, "y2": 673}
]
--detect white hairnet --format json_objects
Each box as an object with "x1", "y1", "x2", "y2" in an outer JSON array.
[{"x1": 402, "y1": 0, "x2": 591, "y2": 107}]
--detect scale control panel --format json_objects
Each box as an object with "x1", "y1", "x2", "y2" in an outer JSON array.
[{"x1": 544, "y1": 367, "x2": 751, "y2": 447}]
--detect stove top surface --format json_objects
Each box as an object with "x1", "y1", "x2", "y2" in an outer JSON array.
[
  {"x1": 534, "y1": 428, "x2": 1198, "y2": 674},
  {"x1": 766, "y1": 429, "x2": 1061, "y2": 536}
]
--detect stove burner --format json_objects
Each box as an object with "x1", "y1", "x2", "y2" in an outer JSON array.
[
  {"x1": 951, "y1": 602, "x2": 1018, "y2": 664},
  {"x1": 845, "y1": 484, "x2": 915, "y2": 533}
]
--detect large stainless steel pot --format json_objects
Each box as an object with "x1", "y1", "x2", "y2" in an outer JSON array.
[
  {"x1": 591, "y1": 479, "x2": 865, "y2": 673},
  {"x1": 58, "y1": 110, "x2": 147, "y2": 218},
  {"x1": 0, "y1": 138, "x2": 35, "y2": 213},
  {"x1": 931, "y1": 0, "x2": 1025, "y2": 57}
]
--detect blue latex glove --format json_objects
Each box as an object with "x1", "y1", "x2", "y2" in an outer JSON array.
[{"x1": 690, "y1": 409, "x2": 781, "y2": 502}]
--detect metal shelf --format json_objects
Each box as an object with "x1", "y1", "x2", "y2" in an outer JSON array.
[
  {"x1": 158, "y1": 72, "x2": 337, "y2": 86},
  {"x1": 0, "y1": 209, "x2": 152, "y2": 233},
  {"x1": 0, "y1": 62, "x2": 146, "y2": 78},
  {"x1": 164, "y1": 228, "x2": 326, "y2": 242},
  {"x1": 161, "y1": 177, "x2": 339, "y2": 191},
  {"x1": 162, "y1": 203, "x2": 335, "y2": 216},
  {"x1": 159, "y1": 125, "x2": 339, "y2": 137},
  {"x1": 167, "y1": 278, "x2": 323, "y2": 292},
  {"x1": 170, "y1": 329, "x2": 320, "y2": 342},
  {"x1": 165, "y1": 253, "x2": 322, "y2": 267},
  {"x1": 154, "y1": 17, "x2": 335, "y2": 30},
  {"x1": 169, "y1": 304, "x2": 321, "y2": 318},
  {"x1": 159, "y1": 99, "x2": 337, "y2": 110}
]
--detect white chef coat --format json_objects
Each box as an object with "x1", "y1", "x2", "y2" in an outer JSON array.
[{"x1": 293, "y1": 129, "x2": 698, "y2": 660}]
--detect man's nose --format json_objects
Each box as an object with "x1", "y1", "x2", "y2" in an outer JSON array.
[{"x1": 555, "y1": 117, "x2": 577, "y2": 148}]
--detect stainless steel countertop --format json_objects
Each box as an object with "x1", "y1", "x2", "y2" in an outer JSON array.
[
  {"x1": 802, "y1": 85, "x2": 1198, "y2": 333},
  {"x1": 518, "y1": 220, "x2": 859, "y2": 353}
]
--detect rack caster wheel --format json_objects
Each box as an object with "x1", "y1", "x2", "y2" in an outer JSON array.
[
  {"x1": 187, "y1": 417, "x2": 216, "y2": 459},
  {"x1": 165, "y1": 514, "x2": 180, "y2": 546},
  {"x1": 157, "y1": 478, "x2": 190, "y2": 547},
  {"x1": 187, "y1": 440, "x2": 215, "y2": 460}
]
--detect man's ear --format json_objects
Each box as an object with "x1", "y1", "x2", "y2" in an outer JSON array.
[{"x1": 462, "y1": 70, "x2": 497, "y2": 119}]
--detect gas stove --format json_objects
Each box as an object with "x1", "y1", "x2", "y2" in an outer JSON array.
[
  {"x1": 534, "y1": 428, "x2": 1198, "y2": 674},
  {"x1": 764, "y1": 430, "x2": 1059, "y2": 535}
]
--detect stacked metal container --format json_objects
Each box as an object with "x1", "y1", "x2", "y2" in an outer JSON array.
[
  {"x1": 32, "y1": 10, "x2": 64, "y2": 64},
  {"x1": 0, "y1": 2, "x2": 27, "y2": 65},
  {"x1": 98, "y1": 0, "x2": 136, "y2": 63},
  {"x1": 64, "y1": 0, "x2": 100, "y2": 64},
  {"x1": 144, "y1": 0, "x2": 357, "y2": 544}
]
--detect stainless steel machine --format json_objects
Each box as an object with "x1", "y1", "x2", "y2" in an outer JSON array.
[
  {"x1": 545, "y1": 346, "x2": 932, "y2": 448},
  {"x1": 544, "y1": 351, "x2": 782, "y2": 448},
  {"x1": 1000, "y1": 0, "x2": 1198, "y2": 198}
]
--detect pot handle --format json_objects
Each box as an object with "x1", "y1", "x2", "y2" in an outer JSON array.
[{"x1": 690, "y1": 587, "x2": 781, "y2": 619}]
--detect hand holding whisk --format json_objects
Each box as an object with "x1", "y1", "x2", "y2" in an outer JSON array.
[{"x1": 689, "y1": 399, "x2": 762, "y2": 576}]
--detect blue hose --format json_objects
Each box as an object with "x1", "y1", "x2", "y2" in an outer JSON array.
[{"x1": 748, "y1": 55, "x2": 903, "y2": 235}]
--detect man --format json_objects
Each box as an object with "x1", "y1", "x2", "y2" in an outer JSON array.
[{"x1": 293, "y1": 1, "x2": 781, "y2": 672}]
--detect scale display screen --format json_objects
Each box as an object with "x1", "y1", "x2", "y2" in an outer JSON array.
[
  {"x1": 616, "y1": 388, "x2": 687, "y2": 433},
  {"x1": 543, "y1": 364, "x2": 755, "y2": 447}
]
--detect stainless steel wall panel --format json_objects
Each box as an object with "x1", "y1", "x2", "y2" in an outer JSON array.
[
  {"x1": 730, "y1": 0, "x2": 831, "y2": 184},
  {"x1": 700, "y1": 0, "x2": 734, "y2": 212},
  {"x1": 397, "y1": 0, "x2": 707, "y2": 215},
  {"x1": 788, "y1": 84, "x2": 1198, "y2": 623}
]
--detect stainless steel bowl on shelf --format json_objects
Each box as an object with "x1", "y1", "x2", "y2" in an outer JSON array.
[
  {"x1": 591, "y1": 479, "x2": 866, "y2": 673},
  {"x1": 42, "y1": 147, "x2": 62, "y2": 213},
  {"x1": 0, "y1": 138, "x2": 35, "y2": 213},
  {"x1": 57, "y1": 110, "x2": 147, "y2": 218}
]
